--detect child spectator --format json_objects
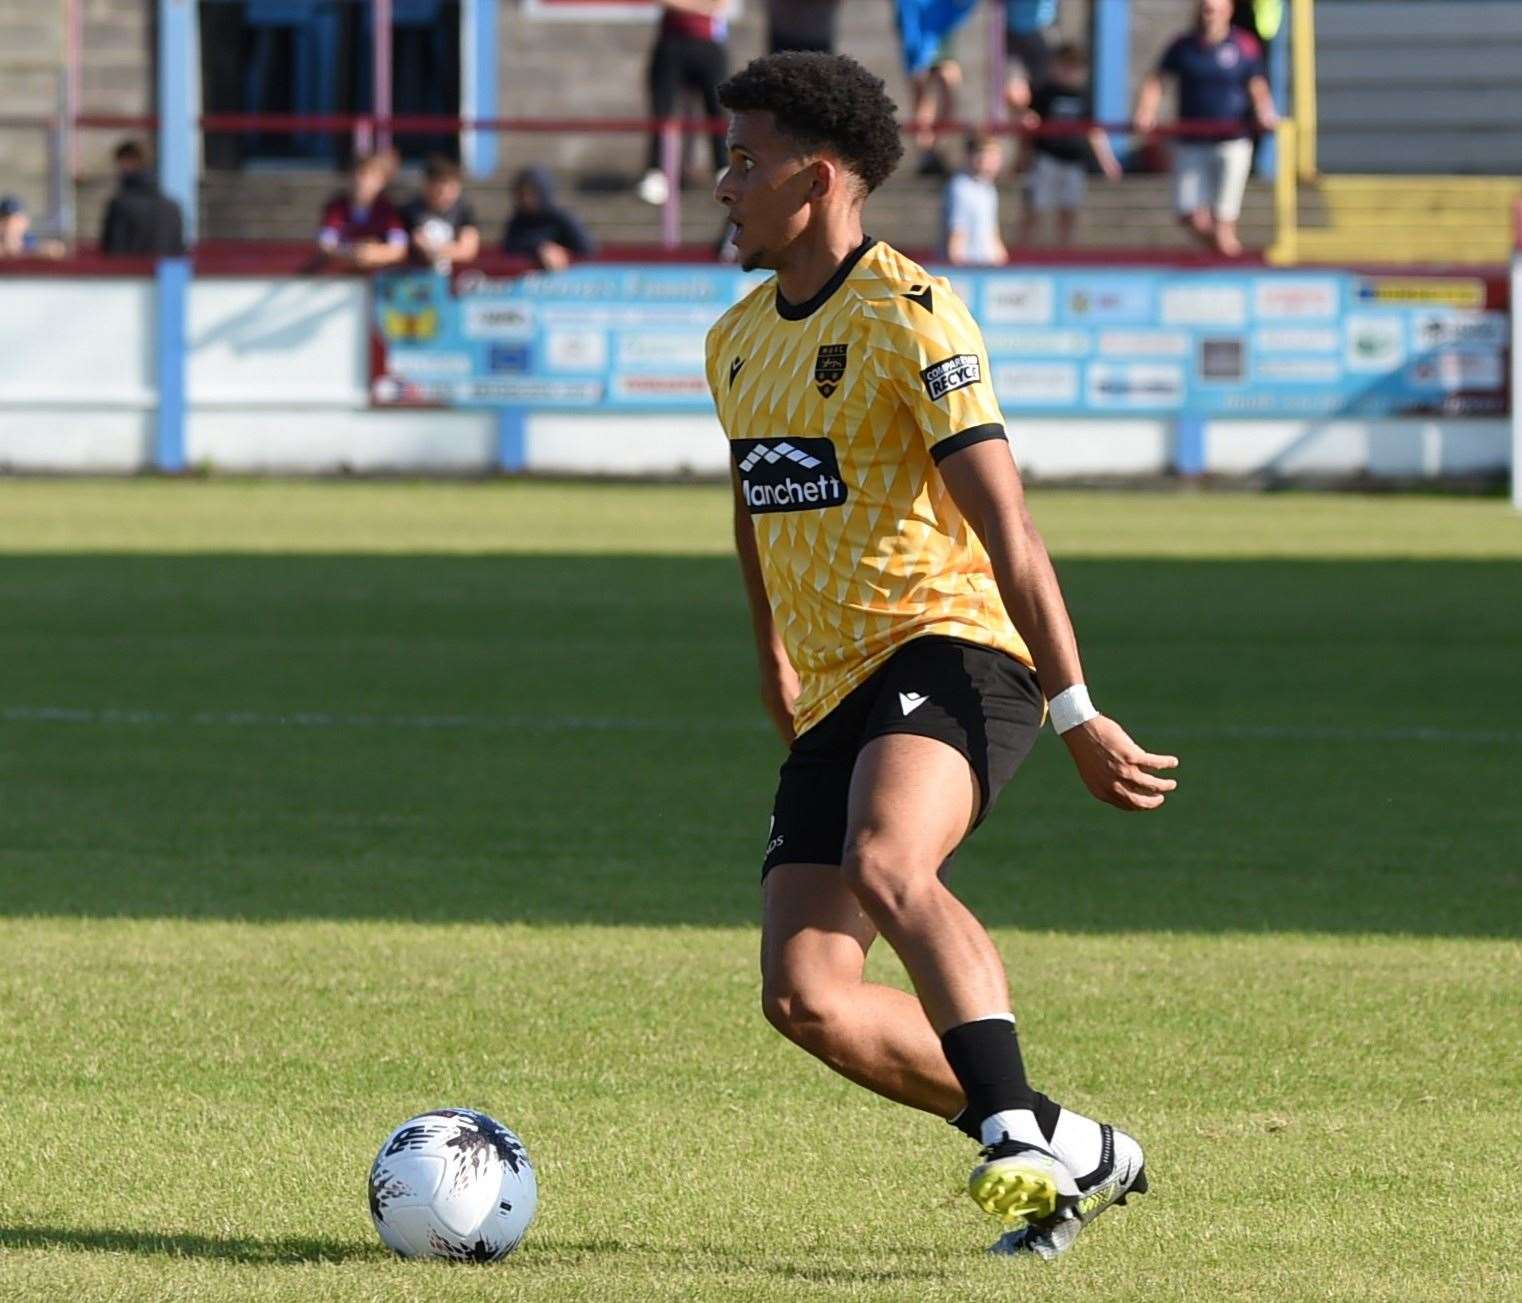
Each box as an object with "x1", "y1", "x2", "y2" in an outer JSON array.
[
  {"x1": 317, "y1": 153, "x2": 408, "y2": 269},
  {"x1": 0, "y1": 196, "x2": 65, "y2": 258},
  {"x1": 1020, "y1": 42, "x2": 1121, "y2": 246},
  {"x1": 1134, "y1": 0, "x2": 1277, "y2": 257},
  {"x1": 99, "y1": 141, "x2": 185, "y2": 256},
  {"x1": 399, "y1": 156, "x2": 480, "y2": 272},
  {"x1": 503, "y1": 167, "x2": 595, "y2": 272},
  {"x1": 637, "y1": 0, "x2": 730, "y2": 206},
  {"x1": 942, "y1": 132, "x2": 1008, "y2": 266}
]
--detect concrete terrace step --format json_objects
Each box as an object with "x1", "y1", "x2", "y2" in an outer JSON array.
[
  {"x1": 187, "y1": 168, "x2": 1274, "y2": 254},
  {"x1": 1293, "y1": 175, "x2": 1522, "y2": 265}
]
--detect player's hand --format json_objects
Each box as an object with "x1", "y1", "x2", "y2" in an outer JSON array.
[
  {"x1": 1061, "y1": 715, "x2": 1178, "y2": 811},
  {"x1": 536, "y1": 241, "x2": 571, "y2": 271},
  {"x1": 759, "y1": 661, "x2": 799, "y2": 747},
  {"x1": 1133, "y1": 108, "x2": 1157, "y2": 135}
]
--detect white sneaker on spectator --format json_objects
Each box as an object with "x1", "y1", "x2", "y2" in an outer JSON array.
[{"x1": 636, "y1": 168, "x2": 670, "y2": 205}]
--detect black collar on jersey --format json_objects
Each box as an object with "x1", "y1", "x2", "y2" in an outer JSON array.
[{"x1": 774, "y1": 235, "x2": 876, "y2": 321}]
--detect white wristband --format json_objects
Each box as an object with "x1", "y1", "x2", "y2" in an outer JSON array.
[{"x1": 1048, "y1": 684, "x2": 1097, "y2": 734}]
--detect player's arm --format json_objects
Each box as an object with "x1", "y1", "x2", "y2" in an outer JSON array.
[
  {"x1": 1087, "y1": 126, "x2": 1123, "y2": 180},
  {"x1": 1247, "y1": 74, "x2": 1278, "y2": 130},
  {"x1": 730, "y1": 472, "x2": 798, "y2": 745},
  {"x1": 937, "y1": 442, "x2": 1178, "y2": 810},
  {"x1": 1133, "y1": 70, "x2": 1165, "y2": 134}
]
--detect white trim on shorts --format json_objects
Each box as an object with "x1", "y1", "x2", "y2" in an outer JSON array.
[{"x1": 1173, "y1": 137, "x2": 1254, "y2": 222}]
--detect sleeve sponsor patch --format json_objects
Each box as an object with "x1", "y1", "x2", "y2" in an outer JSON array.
[{"x1": 920, "y1": 353, "x2": 982, "y2": 402}]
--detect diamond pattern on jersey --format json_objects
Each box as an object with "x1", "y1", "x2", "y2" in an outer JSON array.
[{"x1": 706, "y1": 242, "x2": 1034, "y2": 734}]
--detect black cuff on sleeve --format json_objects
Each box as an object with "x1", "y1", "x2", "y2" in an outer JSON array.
[{"x1": 930, "y1": 423, "x2": 1007, "y2": 464}]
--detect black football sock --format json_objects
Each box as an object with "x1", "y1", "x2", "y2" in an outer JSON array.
[
  {"x1": 950, "y1": 1088, "x2": 1062, "y2": 1143},
  {"x1": 1031, "y1": 1090, "x2": 1063, "y2": 1143},
  {"x1": 940, "y1": 1015, "x2": 1039, "y2": 1145}
]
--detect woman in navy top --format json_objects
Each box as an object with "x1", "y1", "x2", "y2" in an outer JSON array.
[{"x1": 1134, "y1": 0, "x2": 1277, "y2": 257}]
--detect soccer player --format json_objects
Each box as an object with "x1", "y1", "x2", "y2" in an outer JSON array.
[{"x1": 705, "y1": 52, "x2": 1179, "y2": 1259}]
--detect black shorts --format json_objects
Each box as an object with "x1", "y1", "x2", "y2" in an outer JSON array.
[{"x1": 761, "y1": 636, "x2": 1045, "y2": 878}]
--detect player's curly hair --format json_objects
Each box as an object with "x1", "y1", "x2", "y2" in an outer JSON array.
[{"x1": 717, "y1": 53, "x2": 904, "y2": 194}]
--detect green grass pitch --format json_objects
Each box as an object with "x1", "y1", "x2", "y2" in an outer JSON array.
[{"x1": 1, "y1": 480, "x2": 1519, "y2": 1301}]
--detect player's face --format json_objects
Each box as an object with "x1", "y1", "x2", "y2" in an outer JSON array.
[
  {"x1": 715, "y1": 111, "x2": 822, "y2": 273},
  {"x1": 1198, "y1": 0, "x2": 1232, "y2": 27}
]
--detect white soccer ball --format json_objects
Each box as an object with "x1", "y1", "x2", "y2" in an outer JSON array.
[{"x1": 368, "y1": 1108, "x2": 537, "y2": 1261}]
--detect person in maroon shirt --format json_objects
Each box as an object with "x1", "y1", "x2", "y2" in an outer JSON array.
[
  {"x1": 317, "y1": 153, "x2": 409, "y2": 269},
  {"x1": 637, "y1": 0, "x2": 730, "y2": 205}
]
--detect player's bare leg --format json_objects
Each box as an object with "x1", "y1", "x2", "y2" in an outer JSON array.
[
  {"x1": 838, "y1": 734, "x2": 1001, "y2": 1030},
  {"x1": 1182, "y1": 207, "x2": 1216, "y2": 248},
  {"x1": 837, "y1": 733, "x2": 1074, "y2": 1227},
  {"x1": 1213, "y1": 217, "x2": 1242, "y2": 257},
  {"x1": 762, "y1": 864, "x2": 962, "y2": 1115}
]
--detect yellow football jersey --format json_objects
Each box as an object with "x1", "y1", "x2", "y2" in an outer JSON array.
[{"x1": 705, "y1": 237, "x2": 1034, "y2": 736}]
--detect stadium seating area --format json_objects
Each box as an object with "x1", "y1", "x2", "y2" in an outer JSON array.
[{"x1": 0, "y1": 0, "x2": 1517, "y2": 264}]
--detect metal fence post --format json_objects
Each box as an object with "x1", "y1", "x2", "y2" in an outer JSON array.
[
  {"x1": 659, "y1": 119, "x2": 681, "y2": 251},
  {"x1": 154, "y1": 256, "x2": 190, "y2": 474}
]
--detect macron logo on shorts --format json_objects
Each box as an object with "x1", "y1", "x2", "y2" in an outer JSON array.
[
  {"x1": 920, "y1": 353, "x2": 981, "y2": 402},
  {"x1": 899, "y1": 692, "x2": 928, "y2": 716}
]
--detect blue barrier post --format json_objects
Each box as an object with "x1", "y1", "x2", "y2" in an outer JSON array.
[
  {"x1": 462, "y1": 0, "x2": 499, "y2": 178},
  {"x1": 1261, "y1": 23, "x2": 1290, "y2": 178},
  {"x1": 1093, "y1": 0, "x2": 1131, "y2": 164},
  {"x1": 1174, "y1": 415, "x2": 1206, "y2": 478},
  {"x1": 496, "y1": 409, "x2": 526, "y2": 473},
  {"x1": 157, "y1": 0, "x2": 198, "y2": 243},
  {"x1": 154, "y1": 257, "x2": 190, "y2": 473}
]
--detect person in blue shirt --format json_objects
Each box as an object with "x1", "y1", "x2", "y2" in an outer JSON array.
[
  {"x1": 942, "y1": 131, "x2": 1008, "y2": 265},
  {"x1": 1003, "y1": 0, "x2": 1061, "y2": 114},
  {"x1": 895, "y1": 0, "x2": 978, "y2": 176},
  {"x1": 1134, "y1": 0, "x2": 1277, "y2": 257}
]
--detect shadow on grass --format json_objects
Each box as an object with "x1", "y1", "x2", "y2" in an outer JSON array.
[
  {"x1": 0, "y1": 1224, "x2": 374, "y2": 1264},
  {"x1": 1, "y1": 553, "x2": 1518, "y2": 936},
  {"x1": 536, "y1": 1236, "x2": 958, "y2": 1284}
]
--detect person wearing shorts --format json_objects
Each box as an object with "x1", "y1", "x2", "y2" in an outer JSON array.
[
  {"x1": 1020, "y1": 42, "x2": 1121, "y2": 246},
  {"x1": 1134, "y1": 0, "x2": 1277, "y2": 257},
  {"x1": 708, "y1": 51, "x2": 1178, "y2": 1259}
]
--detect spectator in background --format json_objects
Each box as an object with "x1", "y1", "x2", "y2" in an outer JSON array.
[
  {"x1": 317, "y1": 152, "x2": 408, "y2": 269},
  {"x1": 765, "y1": 0, "x2": 842, "y2": 54},
  {"x1": 503, "y1": 166, "x2": 595, "y2": 272},
  {"x1": 0, "y1": 195, "x2": 65, "y2": 259},
  {"x1": 99, "y1": 140, "x2": 185, "y2": 256},
  {"x1": 895, "y1": 0, "x2": 976, "y2": 176},
  {"x1": 1134, "y1": 0, "x2": 1276, "y2": 258},
  {"x1": 637, "y1": 0, "x2": 730, "y2": 206},
  {"x1": 1020, "y1": 42, "x2": 1121, "y2": 246},
  {"x1": 1003, "y1": 0, "x2": 1060, "y2": 113},
  {"x1": 400, "y1": 156, "x2": 480, "y2": 272},
  {"x1": 942, "y1": 131, "x2": 1007, "y2": 266}
]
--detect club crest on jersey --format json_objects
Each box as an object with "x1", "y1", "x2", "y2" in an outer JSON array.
[
  {"x1": 814, "y1": 343, "x2": 848, "y2": 398},
  {"x1": 920, "y1": 353, "x2": 982, "y2": 402},
  {"x1": 732, "y1": 437, "x2": 848, "y2": 514}
]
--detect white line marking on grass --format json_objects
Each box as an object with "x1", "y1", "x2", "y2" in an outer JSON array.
[
  {"x1": 3, "y1": 705, "x2": 1520, "y2": 746},
  {"x1": 0, "y1": 704, "x2": 758, "y2": 734}
]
